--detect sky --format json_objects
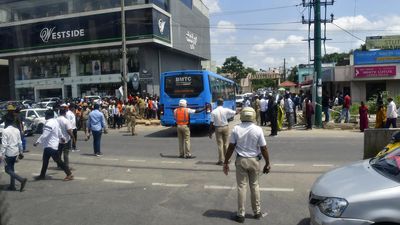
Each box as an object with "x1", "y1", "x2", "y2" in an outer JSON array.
[{"x1": 202, "y1": 0, "x2": 400, "y2": 71}]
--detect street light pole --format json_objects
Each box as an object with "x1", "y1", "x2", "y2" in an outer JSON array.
[{"x1": 121, "y1": 0, "x2": 128, "y2": 102}]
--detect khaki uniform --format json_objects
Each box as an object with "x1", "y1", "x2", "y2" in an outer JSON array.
[
  {"x1": 125, "y1": 105, "x2": 137, "y2": 135},
  {"x1": 215, "y1": 126, "x2": 230, "y2": 162},
  {"x1": 252, "y1": 99, "x2": 261, "y2": 125},
  {"x1": 138, "y1": 99, "x2": 146, "y2": 119},
  {"x1": 177, "y1": 125, "x2": 191, "y2": 157},
  {"x1": 81, "y1": 108, "x2": 91, "y2": 132}
]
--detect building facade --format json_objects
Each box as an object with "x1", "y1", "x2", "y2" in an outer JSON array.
[{"x1": 0, "y1": 0, "x2": 210, "y2": 100}]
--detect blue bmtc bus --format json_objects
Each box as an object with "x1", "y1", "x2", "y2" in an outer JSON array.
[{"x1": 160, "y1": 70, "x2": 236, "y2": 127}]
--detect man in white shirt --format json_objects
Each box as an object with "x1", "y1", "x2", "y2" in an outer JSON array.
[
  {"x1": 57, "y1": 107, "x2": 75, "y2": 170},
  {"x1": 259, "y1": 95, "x2": 268, "y2": 126},
  {"x1": 0, "y1": 117, "x2": 27, "y2": 192},
  {"x1": 386, "y1": 97, "x2": 398, "y2": 128},
  {"x1": 34, "y1": 110, "x2": 73, "y2": 181},
  {"x1": 66, "y1": 104, "x2": 78, "y2": 152},
  {"x1": 223, "y1": 107, "x2": 271, "y2": 223},
  {"x1": 209, "y1": 98, "x2": 236, "y2": 165}
]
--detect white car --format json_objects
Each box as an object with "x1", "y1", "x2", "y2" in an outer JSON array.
[
  {"x1": 235, "y1": 94, "x2": 244, "y2": 107},
  {"x1": 20, "y1": 108, "x2": 57, "y2": 134}
]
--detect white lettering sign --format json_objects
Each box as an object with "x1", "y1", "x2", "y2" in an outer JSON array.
[
  {"x1": 185, "y1": 31, "x2": 198, "y2": 50},
  {"x1": 176, "y1": 77, "x2": 192, "y2": 82},
  {"x1": 40, "y1": 26, "x2": 85, "y2": 43}
]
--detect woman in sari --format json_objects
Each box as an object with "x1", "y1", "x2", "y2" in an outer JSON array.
[
  {"x1": 359, "y1": 101, "x2": 369, "y2": 132},
  {"x1": 375, "y1": 105, "x2": 386, "y2": 128}
]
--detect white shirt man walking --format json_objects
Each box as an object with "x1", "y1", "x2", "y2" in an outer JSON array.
[
  {"x1": 34, "y1": 109, "x2": 73, "y2": 181},
  {"x1": 209, "y1": 98, "x2": 236, "y2": 165},
  {"x1": 0, "y1": 117, "x2": 27, "y2": 192},
  {"x1": 223, "y1": 107, "x2": 271, "y2": 223}
]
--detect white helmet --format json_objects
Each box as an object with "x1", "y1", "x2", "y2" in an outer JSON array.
[
  {"x1": 179, "y1": 99, "x2": 187, "y2": 107},
  {"x1": 240, "y1": 107, "x2": 256, "y2": 122}
]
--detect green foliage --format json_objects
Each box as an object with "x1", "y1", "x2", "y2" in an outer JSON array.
[
  {"x1": 322, "y1": 52, "x2": 350, "y2": 66},
  {"x1": 252, "y1": 79, "x2": 277, "y2": 90},
  {"x1": 220, "y1": 56, "x2": 246, "y2": 82},
  {"x1": 287, "y1": 66, "x2": 298, "y2": 83},
  {"x1": 350, "y1": 103, "x2": 361, "y2": 116}
]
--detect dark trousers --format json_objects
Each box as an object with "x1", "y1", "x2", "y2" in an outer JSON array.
[
  {"x1": 307, "y1": 116, "x2": 313, "y2": 129},
  {"x1": 270, "y1": 115, "x2": 278, "y2": 135},
  {"x1": 260, "y1": 111, "x2": 266, "y2": 126},
  {"x1": 293, "y1": 107, "x2": 297, "y2": 124},
  {"x1": 5, "y1": 156, "x2": 25, "y2": 188},
  {"x1": 113, "y1": 115, "x2": 121, "y2": 129},
  {"x1": 92, "y1": 130, "x2": 102, "y2": 154},
  {"x1": 72, "y1": 129, "x2": 77, "y2": 149},
  {"x1": 21, "y1": 135, "x2": 26, "y2": 151},
  {"x1": 57, "y1": 142, "x2": 70, "y2": 169},
  {"x1": 322, "y1": 106, "x2": 330, "y2": 122},
  {"x1": 40, "y1": 147, "x2": 71, "y2": 177},
  {"x1": 386, "y1": 118, "x2": 397, "y2": 128}
]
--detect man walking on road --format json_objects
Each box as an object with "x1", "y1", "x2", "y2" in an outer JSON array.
[
  {"x1": 87, "y1": 104, "x2": 107, "y2": 156},
  {"x1": 34, "y1": 109, "x2": 73, "y2": 181},
  {"x1": 66, "y1": 104, "x2": 79, "y2": 152},
  {"x1": 57, "y1": 107, "x2": 75, "y2": 170},
  {"x1": 0, "y1": 116, "x2": 28, "y2": 192},
  {"x1": 386, "y1": 97, "x2": 397, "y2": 128},
  {"x1": 223, "y1": 107, "x2": 271, "y2": 223},
  {"x1": 209, "y1": 98, "x2": 236, "y2": 165},
  {"x1": 174, "y1": 99, "x2": 205, "y2": 159}
]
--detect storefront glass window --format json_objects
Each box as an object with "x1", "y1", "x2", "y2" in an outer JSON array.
[
  {"x1": 15, "y1": 54, "x2": 70, "y2": 80},
  {"x1": 0, "y1": 0, "x2": 168, "y2": 24},
  {"x1": 78, "y1": 49, "x2": 123, "y2": 76}
]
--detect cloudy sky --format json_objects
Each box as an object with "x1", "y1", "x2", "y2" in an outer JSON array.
[{"x1": 202, "y1": 0, "x2": 400, "y2": 70}]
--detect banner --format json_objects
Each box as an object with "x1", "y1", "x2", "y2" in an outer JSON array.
[
  {"x1": 366, "y1": 35, "x2": 400, "y2": 50},
  {"x1": 354, "y1": 50, "x2": 400, "y2": 65},
  {"x1": 354, "y1": 66, "x2": 397, "y2": 78}
]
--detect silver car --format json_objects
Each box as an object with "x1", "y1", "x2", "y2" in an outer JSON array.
[{"x1": 309, "y1": 147, "x2": 400, "y2": 225}]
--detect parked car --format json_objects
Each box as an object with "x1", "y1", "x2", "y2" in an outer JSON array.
[
  {"x1": 36, "y1": 101, "x2": 56, "y2": 109},
  {"x1": 235, "y1": 94, "x2": 244, "y2": 107},
  {"x1": 84, "y1": 95, "x2": 101, "y2": 104},
  {"x1": 309, "y1": 147, "x2": 400, "y2": 225},
  {"x1": 20, "y1": 108, "x2": 57, "y2": 134}
]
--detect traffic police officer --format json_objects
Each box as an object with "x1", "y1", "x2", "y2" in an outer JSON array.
[
  {"x1": 174, "y1": 99, "x2": 205, "y2": 158},
  {"x1": 223, "y1": 107, "x2": 271, "y2": 223}
]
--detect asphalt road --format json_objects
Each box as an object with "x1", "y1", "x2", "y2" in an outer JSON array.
[{"x1": 0, "y1": 119, "x2": 364, "y2": 225}]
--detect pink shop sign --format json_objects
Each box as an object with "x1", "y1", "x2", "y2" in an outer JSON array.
[{"x1": 355, "y1": 66, "x2": 397, "y2": 78}]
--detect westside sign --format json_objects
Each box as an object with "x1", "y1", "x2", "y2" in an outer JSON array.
[{"x1": 40, "y1": 27, "x2": 85, "y2": 43}]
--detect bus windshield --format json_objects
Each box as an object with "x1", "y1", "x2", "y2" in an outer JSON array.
[{"x1": 164, "y1": 75, "x2": 204, "y2": 98}]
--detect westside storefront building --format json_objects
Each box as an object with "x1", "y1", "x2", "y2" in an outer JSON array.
[{"x1": 0, "y1": 0, "x2": 210, "y2": 100}]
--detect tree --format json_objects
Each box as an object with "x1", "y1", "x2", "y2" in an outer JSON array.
[
  {"x1": 287, "y1": 66, "x2": 298, "y2": 83},
  {"x1": 220, "y1": 56, "x2": 246, "y2": 82},
  {"x1": 252, "y1": 79, "x2": 277, "y2": 90},
  {"x1": 322, "y1": 52, "x2": 350, "y2": 66}
]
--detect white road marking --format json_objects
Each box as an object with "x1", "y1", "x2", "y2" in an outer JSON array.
[
  {"x1": 152, "y1": 183, "x2": 188, "y2": 187},
  {"x1": 73, "y1": 177, "x2": 87, "y2": 180},
  {"x1": 26, "y1": 153, "x2": 41, "y2": 156},
  {"x1": 312, "y1": 164, "x2": 334, "y2": 167},
  {"x1": 259, "y1": 188, "x2": 294, "y2": 192},
  {"x1": 161, "y1": 161, "x2": 182, "y2": 164},
  {"x1": 273, "y1": 163, "x2": 295, "y2": 167},
  {"x1": 204, "y1": 185, "x2": 294, "y2": 192},
  {"x1": 103, "y1": 179, "x2": 135, "y2": 184},
  {"x1": 204, "y1": 185, "x2": 235, "y2": 190},
  {"x1": 127, "y1": 159, "x2": 146, "y2": 163},
  {"x1": 100, "y1": 158, "x2": 119, "y2": 161}
]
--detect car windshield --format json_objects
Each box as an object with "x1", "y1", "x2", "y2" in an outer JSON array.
[
  {"x1": 371, "y1": 147, "x2": 400, "y2": 181},
  {"x1": 35, "y1": 110, "x2": 47, "y2": 118}
]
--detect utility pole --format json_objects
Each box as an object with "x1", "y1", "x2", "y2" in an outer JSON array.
[
  {"x1": 283, "y1": 58, "x2": 286, "y2": 81},
  {"x1": 121, "y1": 0, "x2": 128, "y2": 102},
  {"x1": 302, "y1": 0, "x2": 334, "y2": 128}
]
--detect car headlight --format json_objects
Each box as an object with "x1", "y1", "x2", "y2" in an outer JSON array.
[{"x1": 318, "y1": 197, "x2": 348, "y2": 218}]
